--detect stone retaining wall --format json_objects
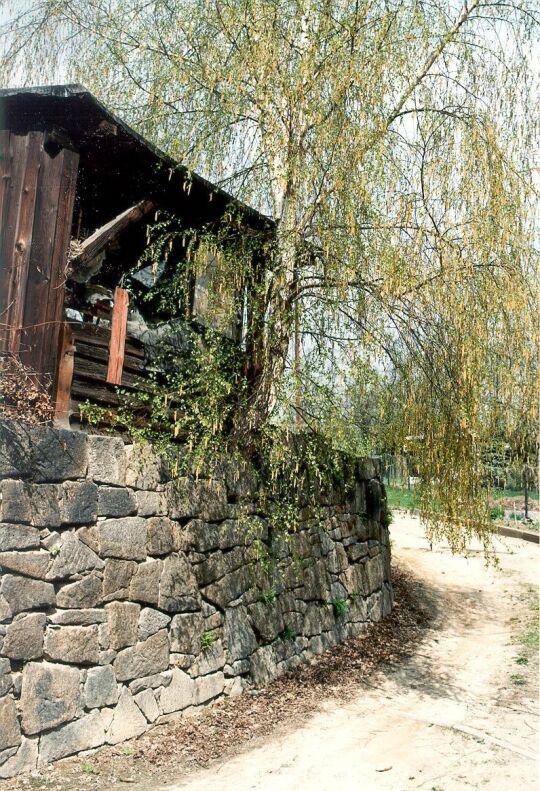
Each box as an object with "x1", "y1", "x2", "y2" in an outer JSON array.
[{"x1": 0, "y1": 422, "x2": 392, "y2": 777}]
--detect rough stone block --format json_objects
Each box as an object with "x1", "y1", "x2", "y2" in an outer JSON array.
[
  {"x1": 1, "y1": 574, "x2": 55, "y2": 616},
  {"x1": 84, "y1": 665, "x2": 118, "y2": 709},
  {"x1": 75, "y1": 525, "x2": 99, "y2": 553},
  {"x1": 0, "y1": 658, "x2": 12, "y2": 696},
  {"x1": 367, "y1": 540, "x2": 381, "y2": 558},
  {"x1": 29, "y1": 484, "x2": 62, "y2": 528},
  {"x1": 158, "y1": 554, "x2": 201, "y2": 613},
  {"x1": 0, "y1": 594, "x2": 12, "y2": 623},
  {"x1": 203, "y1": 566, "x2": 250, "y2": 610},
  {"x1": 114, "y1": 629, "x2": 170, "y2": 681},
  {"x1": 167, "y1": 479, "x2": 227, "y2": 521},
  {"x1": 20, "y1": 661, "x2": 81, "y2": 735},
  {"x1": 0, "y1": 523, "x2": 40, "y2": 552},
  {"x1": 363, "y1": 555, "x2": 384, "y2": 595},
  {"x1": 225, "y1": 658, "x2": 250, "y2": 677},
  {"x1": 147, "y1": 517, "x2": 179, "y2": 556},
  {"x1": 129, "y1": 559, "x2": 161, "y2": 605},
  {"x1": 184, "y1": 518, "x2": 255, "y2": 553},
  {"x1": 350, "y1": 595, "x2": 367, "y2": 622},
  {"x1": 0, "y1": 422, "x2": 33, "y2": 480},
  {"x1": 190, "y1": 641, "x2": 225, "y2": 677},
  {"x1": 194, "y1": 547, "x2": 244, "y2": 587},
  {"x1": 223, "y1": 607, "x2": 257, "y2": 662},
  {"x1": 46, "y1": 535, "x2": 104, "y2": 580},
  {"x1": 303, "y1": 602, "x2": 333, "y2": 636},
  {"x1": 250, "y1": 644, "x2": 279, "y2": 687},
  {"x1": 330, "y1": 581, "x2": 348, "y2": 602},
  {"x1": 2, "y1": 613, "x2": 45, "y2": 660},
  {"x1": 134, "y1": 689, "x2": 159, "y2": 723},
  {"x1": 0, "y1": 696, "x2": 21, "y2": 750},
  {"x1": 367, "y1": 590, "x2": 383, "y2": 621},
  {"x1": 61, "y1": 481, "x2": 98, "y2": 525},
  {"x1": 327, "y1": 544, "x2": 349, "y2": 574},
  {"x1": 354, "y1": 481, "x2": 366, "y2": 515},
  {"x1": 88, "y1": 435, "x2": 126, "y2": 486},
  {"x1": 248, "y1": 601, "x2": 284, "y2": 643},
  {"x1": 98, "y1": 486, "x2": 137, "y2": 517},
  {"x1": 106, "y1": 686, "x2": 147, "y2": 744},
  {"x1": 125, "y1": 443, "x2": 166, "y2": 490},
  {"x1": 0, "y1": 481, "x2": 31, "y2": 523},
  {"x1": 103, "y1": 559, "x2": 137, "y2": 601},
  {"x1": 97, "y1": 517, "x2": 147, "y2": 560},
  {"x1": 49, "y1": 609, "x2": 107, "y2": 626},
  {"x1": 382, "y1": 582, "x2": 393, "y2": 616},
  {"x1": 299, "y1": 559, "x2": 330, "y2": 601},
  {"x1": 159, "y1": 668, "x2": 196, "y2": 714},
  {"x1": 106, "y1": 601, "x2": 140, "y2": 650},
  {"x1": 135, "y1": 490, "x2": 166, "y2": 516},
  {"x1": 0, "y1": 737, "x2": 38, "y2": 779},
  {"x1": 129, "y1": 670, "x2": 172, "y2": 695},
  {"x1": 39, "y1": 710, "x2": 105, "y2": 765},
  {"x1": 310, "y1": 635, "x2": 324, "y2": 655},
  {"x1": 221, "y1": 458, "x2": 258, "y2": 501},
  {"x1": 56, "y1": 573, "x2": 102, "y2": 609},
  {"x1": 169, "y1": 612, "x2": 204, "y2": 655},
  {"x1": 194, "y1": 671, "x2": 224, "y2": 704},
  {"x1": 203, "y1": 602, "x2": 222, "y2": 631},
  {"x1": 138, "y1": 607, "x2": 171, "y2": 642},
  {"x1": 0, "y1": 746, "x2": 18, "y2": 767},
  {"x1": 44, "y1": 625, "x2": 100, "y2": 665},
  {"x1": 224, "y1": 676, "x2": 243, "y2": 697},
  {"x1": 30, "y1": 426, "x2": 87, "y2": 482},
  {"x1": 340, "y1": 563, "x2": 363, "y2": 596},
  {"x1": 346, "y1": 541, "x2": 368, "y2": 562},
  {"x1": 0, "y1": 550, "x2": 51, "y2": 579}
]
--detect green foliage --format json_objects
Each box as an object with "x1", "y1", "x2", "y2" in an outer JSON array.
[
  {"x1": 330, "y1": 598, "x2": 349, "y2": 619},
  {"x1": 279, "y1": 624, "x2": 296, "y2": 642},
  {"x1": 380, "y1": 503, "x2": 393, "y2": 529},
  {"x1": 386, "y1": 487, "x2": 420, "y2": 511},
  {"x1": 492, "y1": 489, "x2": 539, "y2": 503},
  {"x1": 200, "y1": 631, "x2": 218, "y2": 652},
  {"x1": 80, "y1": 763, "x2": 98, "y2": 775},
  {"x1": 259, "y1": 588, "x2": 278, "y2": 605},
  {"x1": 489, "y1": 505, "x2": 505, "y2": 521},
  {"x1": 510, "y1": 674, "x2": 527, "y2": 686}
]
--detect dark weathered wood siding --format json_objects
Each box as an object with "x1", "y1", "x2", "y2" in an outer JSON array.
[{"x1": 0, "y1": 130, "x2": 79, "y2": 389}]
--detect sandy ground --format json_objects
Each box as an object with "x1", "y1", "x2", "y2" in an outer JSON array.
[{"x1": 158, "y1": 515, "x2": 539, "y2": 791}]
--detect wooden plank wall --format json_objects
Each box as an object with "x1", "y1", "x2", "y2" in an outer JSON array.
[
  {"x1": 0, "y1": 130, "x2": 79, "y2": 391},
  {"x1": 70, "y1": 322, "x2": 149, "y2": 416}
]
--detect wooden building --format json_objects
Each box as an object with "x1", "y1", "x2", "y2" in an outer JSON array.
[{"x1": 0, "y1": 85, "x2": 270, "y2": 426}]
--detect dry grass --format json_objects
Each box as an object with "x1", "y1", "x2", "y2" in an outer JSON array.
[{"x1": 0, "y1": 355, "x2": 54, "y2": 425}]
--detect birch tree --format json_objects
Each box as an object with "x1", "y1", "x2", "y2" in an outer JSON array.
[{"x1": 1, "y1": 0, "x2": 538, "y2": 549}]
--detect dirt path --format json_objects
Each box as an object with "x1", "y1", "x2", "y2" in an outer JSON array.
[{"x1": 158, "y1": 514, "x2": 539, "y2": 791}]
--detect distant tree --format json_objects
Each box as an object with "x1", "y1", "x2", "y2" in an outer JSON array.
[{"x1": 2, "y1": 0, "x2": 538, "y2": 551}]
